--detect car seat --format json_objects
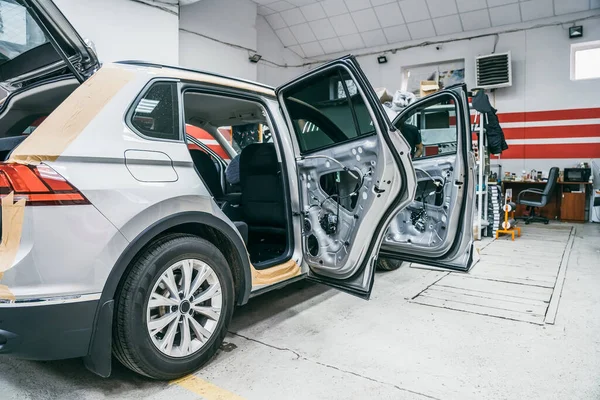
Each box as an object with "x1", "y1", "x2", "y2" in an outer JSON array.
[
  {"x1": 190, "y1": 149, "x2": 249, "y2": 244},
  {"x1": 239, "y1": 143, "x2": 286, "y2": 236},
  {"x1": 190, "y1": 149, "x2": 224, "y2": 199}
]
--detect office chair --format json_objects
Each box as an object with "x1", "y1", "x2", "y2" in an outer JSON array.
[{"x1": 516, "y1": 167, "x2": 559, "y2": 224}]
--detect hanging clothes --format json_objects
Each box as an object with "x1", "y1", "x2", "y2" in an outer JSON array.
[{"x1": 472, "y1": 90, "x2": 508, "y2": 155}]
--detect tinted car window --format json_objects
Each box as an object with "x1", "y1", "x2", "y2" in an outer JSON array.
[
  {"x1": 0, "y1": 0, "x2": 48, "y2": 66},
  {"x1": 281, "y1": 68, "x2": 375, "y2": 154},
  {"x1": 395, "y1": 94, "x2": 458, "y2": 158},
  {"x1": 131, "y1": 82, "x2": 180, "y2": 141}
]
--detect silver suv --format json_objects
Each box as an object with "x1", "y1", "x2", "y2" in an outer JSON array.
[{"x1": 0, "y1": 0, "x2": 475, "y2": 380}]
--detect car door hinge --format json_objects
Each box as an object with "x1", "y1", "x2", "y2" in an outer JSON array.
[{"x1": 292, "y1": 211, "x2": 302, "y2": 217}]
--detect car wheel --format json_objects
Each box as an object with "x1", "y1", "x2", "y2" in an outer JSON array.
[
  {"x1": 376, "y1": 257, "x2": 404, "y2": 271},
  {"x1": 112, "y1": 233, "x2": 234, "y2": 380}
]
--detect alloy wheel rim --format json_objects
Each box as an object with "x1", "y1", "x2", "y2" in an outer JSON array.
[{"x1": 146, "y1": 259, "x2": 223, "y2": 358}]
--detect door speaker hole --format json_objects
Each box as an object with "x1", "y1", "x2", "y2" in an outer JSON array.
[{"x1": 307, "y1": 234, "x2": 319, "y2": 256}]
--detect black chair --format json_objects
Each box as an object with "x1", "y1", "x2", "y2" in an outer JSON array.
[{"x1": 516, "y1": 167, "x2": 559, "y2": 224}]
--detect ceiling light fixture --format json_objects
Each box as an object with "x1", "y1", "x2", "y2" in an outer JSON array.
[{"x1": 377, "y1": 55, "x2": 387, "y2": 64}]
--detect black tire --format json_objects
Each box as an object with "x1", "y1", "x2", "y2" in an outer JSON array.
[
  {"x1": 112, "y1": 233, "x2": 235, "y2": 380},
  {"x1": 376, "y1": 257, "x2": 404, "y2": 271}
]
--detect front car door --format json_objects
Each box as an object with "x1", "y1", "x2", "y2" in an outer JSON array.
[
  {"x1": 379, "y1": 84, "x2": 476, "y2": 271},
  {"x1": 276, "y1": 56, "x2": 416, "y2": 298}
]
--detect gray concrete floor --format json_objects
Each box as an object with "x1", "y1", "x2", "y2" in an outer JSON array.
[{"x1": 1, "y1": 223, "x2": 599, "y2": 400}]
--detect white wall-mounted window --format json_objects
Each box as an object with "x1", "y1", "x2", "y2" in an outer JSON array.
[{"x1": 571, "y1": 41, "x2": 600, "y2": 81}]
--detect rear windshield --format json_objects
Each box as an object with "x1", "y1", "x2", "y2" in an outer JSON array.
[{"x1": 0, "y1": 0, "x2": 49, "y2": 66}]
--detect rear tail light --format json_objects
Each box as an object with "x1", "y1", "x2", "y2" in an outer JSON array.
[{"x1": 0, "y1": 163, "x2": 89, "y2": 206}]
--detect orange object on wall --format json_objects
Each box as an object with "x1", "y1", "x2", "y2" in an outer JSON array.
[{"x1": 186, "y1": 124, "x2": 231, "y2": 160}]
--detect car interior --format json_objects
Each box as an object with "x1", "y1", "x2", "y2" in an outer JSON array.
[
  {"x1": 183, "y1": 92, "x2": 291, "y2": 268},
  {"x1": 0, "y1": 77, "x2": 79, "y2": 159}
]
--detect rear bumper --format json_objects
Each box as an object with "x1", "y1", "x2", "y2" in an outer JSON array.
[{"x1": 0, "y1": 299, "x2": 98, "y2": 360}]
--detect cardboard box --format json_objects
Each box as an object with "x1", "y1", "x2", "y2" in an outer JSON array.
[
  {"x1": 374, "y1": 87, "x2": 393, "y2": 103},
  {"x1": 420, "y1": 80, "x2": 439, "y2": 97}
]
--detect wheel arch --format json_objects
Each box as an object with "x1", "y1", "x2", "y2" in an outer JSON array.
[{"x1": 83, "y1": 211, "x2": 252, "y2": 378}]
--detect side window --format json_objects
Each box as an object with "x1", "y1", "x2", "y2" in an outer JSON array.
[
  {"x1": 131, "y1": 82, "x2": 180, "y2": 141},
  {"x1": 395, "y1": 94, "x2": 458, "y2": 159},
  {"x1": 337, "y1": 79, "x2": 357, "y2": 98},
  {"x1": 229, "y1": 123, "x2": 271, "y2": 154},
  {"x1": 281, "y1": 67, "x2": 375, "y2": 154}
]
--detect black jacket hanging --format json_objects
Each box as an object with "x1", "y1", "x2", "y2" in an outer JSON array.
[{"x1": 472, "y1": 90, "x2": 508, "y2": 155}]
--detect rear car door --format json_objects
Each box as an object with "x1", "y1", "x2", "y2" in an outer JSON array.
[
  {"x1": 276, "y1": 56, "x2": 416, "y2": 298},
  {"x1": 378, "y1": 84, "x2": 476, "y2": 271}
]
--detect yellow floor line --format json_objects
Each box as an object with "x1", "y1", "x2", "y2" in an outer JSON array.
[{"x1": 171, "y1": 374, "x2": 245, "y2": 400}]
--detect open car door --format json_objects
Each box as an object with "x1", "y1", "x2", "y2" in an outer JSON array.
[
  {"x1": 379, "y1": 84, "x2": 476, "y2": 271},
  {"x1": 1, "y1": 0, "x2": 98, "y2": 94},
  {"x1": 276, "y1": 56, "x2": 416, "y2": 299}
]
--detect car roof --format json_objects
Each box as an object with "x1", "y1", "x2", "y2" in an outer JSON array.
[{"x1": 115, "y1": 60, "x2": 276, "y2": 97}]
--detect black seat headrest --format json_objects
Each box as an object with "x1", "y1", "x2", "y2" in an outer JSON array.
[{"x1": 240, "y1": 143, "x2": 279, "y2": 176}]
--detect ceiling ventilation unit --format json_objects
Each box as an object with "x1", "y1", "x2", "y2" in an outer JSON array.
[{"x1": 475, "y1": 51, "x2": 512, "y2": 89}]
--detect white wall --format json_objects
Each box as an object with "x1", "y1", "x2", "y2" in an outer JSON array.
[
  {"x1": 256, "y1": 16, "x2": 307, "y2": 86},
  {"x1": 179, "y1": 0, "x2": 258, "y2": 81},
  {"x1": 56, "y1": 0, "x2": 306, "y2": 85},
  {"x1": 303, "y1": 12, "x2": 600, "y2": 176},
  {"x1": 325, "y1": 16, "x2": 600, "y2": 113},
  {"x1": 54, "y1": 0, "x2": 179, "y2": 65},
  {"x1": 179, "y1": 30, "x2": 258, "y2": 81},
  {"x1": 178, "y1": 0, "x2": 307, "y2": 85}
]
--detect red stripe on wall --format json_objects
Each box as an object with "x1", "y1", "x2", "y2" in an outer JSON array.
[
  {"x1": 502, "y1": 125, "x2": 600, "y2": 140},
  {"x1": 496, "y1": 112, "x2": 525, "y2": 123},
  {"x1": 501, "y1": 127, "x2": 526, "y2": 140},
  {"x1": 209, "y1": 145, "x2": 231, "y2": 160},
  {"x1": 494, "y1": 144, "x2": 524, "y2": 159},
  {"x1": 187, "y1": 143, "x2": 231, "y2": 160},
  {"x1": 465, "y1": 125, "x2": 600, "y2": 141},
  {"x1": 472, "y1": 128, "x2": 528, "y2": 141},
  {"x1": 498, "y1": 108, "x2": 600, "y2": 123},
  {"x1": 495, "y1": 143, "x2": 600, "y2": 159},
  {"x1": 430, "y1": 107, "x2": 600, "y2": 126},
  {"x1": 185, "y1": 124, "x2": 232, "y2": 160},
  {"x1": 186, "y1": 124, "x2": 214, "y2": 140}
]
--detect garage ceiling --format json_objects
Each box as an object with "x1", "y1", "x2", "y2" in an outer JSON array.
[
  {"x1": 254, "y1": 0, "x2": 600, "y2": 57},
  {"x1": 148, "y1": 0, "x2": 200, "y2": 4},
  {"x1": 136, "y1": 0, "x2": 199, "y2": 12}
]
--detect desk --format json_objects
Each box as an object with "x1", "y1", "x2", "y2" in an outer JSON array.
[{"x1": 501, "y1": 181, "x2": 593, "y2": 222}]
